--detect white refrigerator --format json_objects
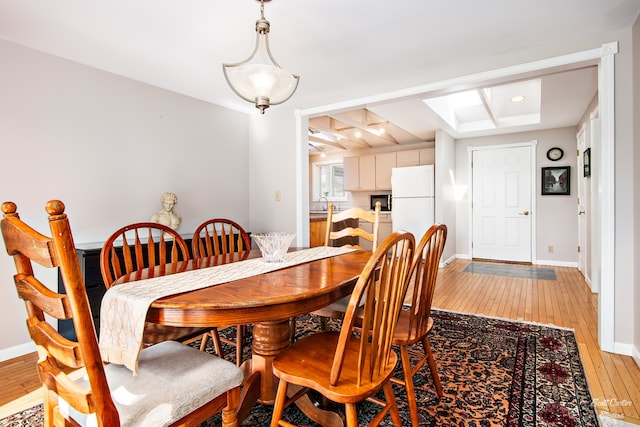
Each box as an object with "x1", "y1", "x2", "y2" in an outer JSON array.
[{"x1": 391, "y1": 165, "x2": 435, "y2": 240}]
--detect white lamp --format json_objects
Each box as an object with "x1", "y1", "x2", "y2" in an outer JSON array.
[{"x1": 223, "y1": 0, "x2": 300, "y2": 114}]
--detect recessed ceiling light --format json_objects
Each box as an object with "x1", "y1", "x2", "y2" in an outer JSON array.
[{"x1": 511, "y1": 95, "x2": 526, "y2": 103}]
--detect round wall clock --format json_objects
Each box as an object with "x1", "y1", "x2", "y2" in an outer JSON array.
[{"x1": 546, "y1": 147, "x2": 564, "y2": 161}]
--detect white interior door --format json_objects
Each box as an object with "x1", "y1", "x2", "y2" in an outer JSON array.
[{"x1": 472, "y1": 145, "x2": 533, "y2": 262}]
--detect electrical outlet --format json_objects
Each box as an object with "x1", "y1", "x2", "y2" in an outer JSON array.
[{"x1": 547, "y1": 245, "x2": 554, "y2": 253}]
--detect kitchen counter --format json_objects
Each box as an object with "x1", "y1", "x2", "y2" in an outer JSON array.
[{"x1": 310, "y1": 212, "x2": 328, "y2": 222}]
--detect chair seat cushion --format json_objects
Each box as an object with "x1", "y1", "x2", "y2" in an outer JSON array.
[
  {"x1": 272, "y1": 331, "x2": 397, "y2": 403},
  {"x1": 313, "y1": 293, "x2": 366, "y2": 319},
  {"x1": 66, "y1": 341, "x2": 243, "y2": 427}
]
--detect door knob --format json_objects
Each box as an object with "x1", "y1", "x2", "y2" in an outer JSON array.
[
  {"x1": 519, "y1": 210, "x2": 530, "y2": 216},
  {"x1": 578, "y1": 210, "x2": 585, "y2": 215}
]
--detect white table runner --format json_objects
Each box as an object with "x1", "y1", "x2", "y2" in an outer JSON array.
[{"x1": 99, "y1": 246, "x2": 356, "y2": 373}]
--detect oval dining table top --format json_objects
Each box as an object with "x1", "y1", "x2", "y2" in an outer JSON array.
[{"x1": 115, "y1": 248, "x2": 372, "y2": 329}]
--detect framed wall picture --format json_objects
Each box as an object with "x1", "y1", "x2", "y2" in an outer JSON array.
[
  {"x1": 583, "y1": 148, "x2": 591, "y2": 177},
  {"x1": 542, "y1": 166, "x2": 570, "y2": 195}
]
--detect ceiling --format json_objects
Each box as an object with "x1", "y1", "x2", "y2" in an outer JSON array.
[
  {"x1": 307, "y1": 67, "x2": 599, "y2": 153},
  {"x1": 1, "y1": 1, "x2": 638, "y2": 154}
]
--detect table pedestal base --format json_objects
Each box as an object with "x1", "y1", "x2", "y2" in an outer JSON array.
[{"x1": 237, "y1": 318, "x2": 344, "y2": 426}]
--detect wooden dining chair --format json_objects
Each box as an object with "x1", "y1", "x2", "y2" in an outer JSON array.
[
  {"x1": 192, "y1": 218, "x2": 252, "y2": 366},
  {"x1": 1, "y1": 200, "x2": 243, "y2": 427},
  {"x1": 391, "y1": 223, "x2": 447, "y2": 427},
  {"x1": 270, "y1": 231, "x2": 415, "y2": 427},
  {"x1": 192, "y1": 218, "x2": 251, "y2": 257},
  {"x1": 310, "y1": 201, "x2": 381, "y2": 330},
  {"x1": 324, "y1": 201, "x2": 381, "y2": 252},
  {"x1": 100, "y1": 222, "x2": 212, "y2": 349}
]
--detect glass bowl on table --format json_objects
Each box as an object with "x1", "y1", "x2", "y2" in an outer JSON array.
[{"x1": 253, "y1": 232, "x2": 296, "y2": 263}]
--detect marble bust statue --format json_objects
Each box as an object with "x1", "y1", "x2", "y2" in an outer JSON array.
[{"x1": 150, "y1": 192, "x2": 182, "y2": 231}]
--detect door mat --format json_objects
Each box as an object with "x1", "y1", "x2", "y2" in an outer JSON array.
[{"x1": 464, "y1": 261, "x2": 557, "y2": 280}]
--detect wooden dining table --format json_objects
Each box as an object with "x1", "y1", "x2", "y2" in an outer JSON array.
[{"x1": 113, "y1": 247, "x2": 372, "y2": 425}]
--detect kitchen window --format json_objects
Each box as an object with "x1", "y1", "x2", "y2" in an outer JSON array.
[{"x1": 312, "y1": 161, "x2": 348, "y2": 201}]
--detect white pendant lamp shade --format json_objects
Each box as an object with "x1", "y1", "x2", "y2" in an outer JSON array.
[{"x1": 223, "y1": 1, "x2": 299, "y2": 114}]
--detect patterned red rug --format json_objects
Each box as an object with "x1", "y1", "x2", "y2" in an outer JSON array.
[{"x1": 1, "y1": 310, "x2": 599, "y2": 426}]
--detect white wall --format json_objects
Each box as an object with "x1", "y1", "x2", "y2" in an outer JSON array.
[
  {"x1": 454, "y1": 127, "x2": 578, "y2": 264},
  {"x1": 248, "y1": 107, "x2": 298, "y2": 236},
  {"x1": 611, "y1": 30, "x2": 636, "y2": 352},
  {"x1": 0, "y1": 40, "x2": 250, "y2": 359},
  {"x1": 434, "y1": 130, "x2": 457, "y2": 264}
]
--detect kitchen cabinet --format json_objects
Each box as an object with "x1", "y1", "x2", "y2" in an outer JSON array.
[
  {"x1": 375, "y1": 152, "x2": 396, "y2": 189},
  {"x1": 343, "y1": 156, "x2": 359, "y2": 191},
  {"x1": 309, "y1": 217, "x2": 327, "y2": 247},
  {"x1": 359, "y1": 155, "x2": 376, "y2": 190},
  {"x1": 396, "y1": 148, "x2": 435, "y2": 167},
  {"x1": 419, "y1": 148, "x2": 435, "y2": 165},
  {"x1": 396, "y1": 150, "x2": 420, "y2": 167},
  {"x1": 343, "y1": 153, "x2": 396, "y2": 191}
]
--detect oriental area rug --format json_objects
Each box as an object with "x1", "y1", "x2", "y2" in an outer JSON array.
[{"x1": 1, "y1": 310, "x2": 599, "y2": 427}]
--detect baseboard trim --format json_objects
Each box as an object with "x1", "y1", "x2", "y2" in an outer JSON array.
[
  {"x1": 0, "y1": 342, "x2": 36, "y2": 362},
  {"x1": 533, "y1": 259, "x2": 578, "y2": 268}
]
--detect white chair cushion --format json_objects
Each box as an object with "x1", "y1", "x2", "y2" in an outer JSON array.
[
  {"x1": 64, "y1": 341, "x2": 244, "y2": 427},
  {"x1": 323, "y1": 291, "x2": 366, "y2": 313}
]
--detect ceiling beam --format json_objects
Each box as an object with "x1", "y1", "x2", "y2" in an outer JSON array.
[
  {"x1": 308, "y1": 135, "x2": 347, "y2": 150},
  {"x1": 477, "y1": 89, "x2": 499, "y2": 127},
  {"x1": 308, "y1": 122, "x2": 372, "y2": 148},
  {"x1": 328, "y1": 109, "x2": 399, "y2": 144}
]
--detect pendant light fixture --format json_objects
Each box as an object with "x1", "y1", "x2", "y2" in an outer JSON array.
[{"x1": 223, "y1": 0, "x2": 300, "y2": 114}]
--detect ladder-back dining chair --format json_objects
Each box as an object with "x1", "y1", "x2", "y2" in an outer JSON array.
[
  {"x1": 1, "y1": 200, "x2": 243, "y2": 427},
  {"x1": 270, "y1": 231, "x2": 415, "y2": 427},
  {"x1": 192, "y1": 218, "x2": 252, "y2": 365},
  {"x1": 392, "y1": 223, "x2": 447, "y2": 427},
  {"x1": 100, "y1": 222, "x2": 211, "y2": 348},
  {"x1": 324, "y1": 201, "x2": 381, "y2": 252},
  {"x1": 309, "y1": 201, "x2": 381, "y2": 330}
]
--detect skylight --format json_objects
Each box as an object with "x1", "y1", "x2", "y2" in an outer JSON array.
[{"x1": 423, "y1": 79, "x2": 541, "y2": 133}]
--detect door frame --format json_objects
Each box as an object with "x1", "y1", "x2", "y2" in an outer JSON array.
[
  {"x1": 467, "y1": 141, "x2": 537, "y2": 263},
  {"x1": 576, "y1": 124, "x2": 588, "y2": 283}
]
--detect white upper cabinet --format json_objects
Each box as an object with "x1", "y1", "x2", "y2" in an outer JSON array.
[
  {"x1": 419, "y1": 148, "x2": 435, "y2": 165},
  {"x1": 343, "y1": 156, "x2": 359, "y2": 191},
  {"x1": 397, "y1": 148, "x2": 435, "y2": 167},
  {"x1": 375, "y1": 152, "x2": 396, "y2": 189},
  {"x1": 359, "y1": 155, "x2": 376, "y2": 190},
  {"x1": 396, "y1": 150, "x2": 420, "y2": 167},
  {"x1": 343, "y1": 148, "x2": 432, "y2": 191}
]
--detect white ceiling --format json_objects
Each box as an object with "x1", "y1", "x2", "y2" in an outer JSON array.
[{"x1": 1, "y1": 0, "x2": 639, "y2": 150}]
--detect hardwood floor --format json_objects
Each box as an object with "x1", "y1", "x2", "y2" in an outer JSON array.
[{"x1": 1, "y1": 258, "x2": 639, "y2": 424}]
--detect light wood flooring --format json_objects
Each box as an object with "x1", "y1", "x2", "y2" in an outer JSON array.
[{"x1": 1, "y1": 258, "x2": 639, "y2": 424}]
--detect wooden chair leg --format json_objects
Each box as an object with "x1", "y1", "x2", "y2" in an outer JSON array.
[
  {"x1": 288, "y1": 317, "x2": 296, "y2": 343},
  {"x1": 399, "y1": 345, "x2": 420, "y2": 427},
  {"x1": 423, "y1": 337, "x2": 443, "y2": 397},
  {"x1": 270, "y1": 379, "x2": 289, "y2": 427},
  {"x1": 236, "y1": 325, "x2": 244, "y2": 366},
  {"x1": 205, "y1": 328, "x2": 224, "y2": 359},
  {"x1": 345, "y1": 402, "x2": 358, "y2": 427},
  {"x1": 221, "y1": 386, "x2": 241, "y2": 427},
  {"x1": 199, "y1": 332, "x2": 209, "y2": 351},
  {"x1": 400, "y1": 345, "x2": 420, "y2": 427},
  {"x1": 319, "y1": 316, "x2": 329, "y2": 331},
  {"x1": 382, "y1": 382, "x2": 403, "y2": 426}
]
